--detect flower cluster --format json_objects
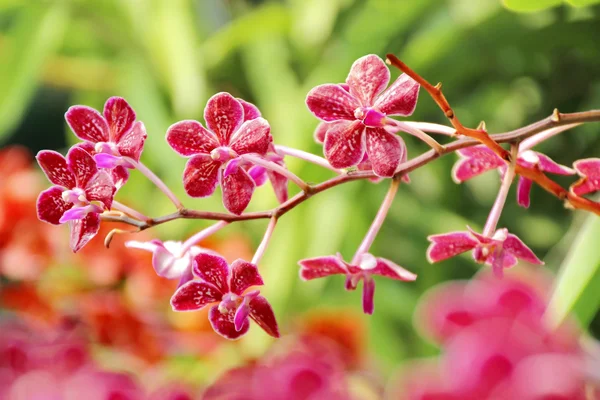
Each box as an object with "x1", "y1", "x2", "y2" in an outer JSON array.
[{"x1": 399, "y1": 273, "x2": 588, "y2": 399}]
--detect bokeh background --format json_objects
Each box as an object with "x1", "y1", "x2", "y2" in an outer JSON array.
[{"x1": 1, "y1": 0, "x2": 600, "y2": 398}]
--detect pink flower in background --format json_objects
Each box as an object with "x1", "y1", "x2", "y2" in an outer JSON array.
[
  {"x1": 427, "y1": 227, "x2": 543, "y2": 277},
  {"x1": 306, "y1": 54, "x2": 419, "y2": 177},
  {"x1": 452, "y1": 145, "x2": 574, "y2": 208},
  {"x1": 170, "y1": 252, "x2": 279, "y2": 339},
  {"x1": 299, "y1": 253, "x2": 416, "y2": 314},
  {"x1": 397, "y1": 273, "x2": 586, "y2": 400},
  {"x1": 36, "y1": 147, "x2": 115, "y2": 252},
  {"x1": 65, "y1": 96, "x2": 147, "y2": 188},
  {"x1": 166, "y1": 92, "x2": 273, "y2": 214},
  {"x1": 571, "y1": 158, "x2": 600, "y2": 196},
  {"x1": 126, "y1": 239, "x2": 212, "y2": 287}
]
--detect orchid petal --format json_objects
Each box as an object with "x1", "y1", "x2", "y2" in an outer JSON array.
[
  {"x1": 66, "y1": 146, "x2": 98, "y2": 189},
  {"x1": 305, "y1": 84, "x2": 360, "y2": 122},
  {"x1": 517, "y1": 176, "x2": 533, "y2": 208},
  {"x1": 65, "y1": 105, "x2": 109, "y2": 143},
  {"x1": 117, "y1": 121, "x2": 147, "y2": 161},
  {"x1": 94, "y1": 153, "x2": 123, "y2": 169},
  {"x1": 323, "y1": 120, "x2": 365, "y2": 169},
  {"x1": 298, "y1": 255, "x2": 347, "y2": 280},
  {"x1": 313, "y1": 122, "x2": 329, "y2": 144},
  {"x1": 234, "y1": 302, "x2": 251, "y2": 332},
  {"x1": 111, "y1": 166, "x2": 129, "y2": 189},
  {"x1": 373, "y1": 257, "x2": 417, "y2": 281},
  {"x1": 365, "y1": 127, "x2": 404, "y2": 177},
  {"x1": 36, "y1": 150, "x2": 75, "y2": 188},
  {"x1": 491, "y1": 247, "x2": 506, "y2": 278},
  {"x1": 267, "y1": 170, "x2": 288, "y2": 204},
  {"x1": 230, "y1": 259, "x2": 263, "y2": 296},
  {"x1": 69, "y1": 213, "x2": 100, "y2": 252},
  {"x1": 36, "y1": 186, "x2": 72, "y2": 225},
  {"x1": 204, "y1": 92, "x2": 244, "y2": 145},
  {"x1": 249, "y1": 295, "x2": 280, "y2": 338},
  {"x1": 238, "y1": 98, "x2": 261, "y2": 122},
  {"x1": 84, "y1": 171, "x2": 115, "y2": 209},
  {"x1": 534, "y1": 153, "x2": 575, "y2": 175},
  {"x1": 426, "y1": 231, "x2": 479, "y2": 263},
  {"x1": 248, "y1": 165, "x2": 268, "y2": 186},
  {"x1": 183, "y1": 155, "x2": 221, "y2": 198},
  {"x1": 166, "y1": 120, "x2": 219, "y2": 156},
  {"x1": 451, "y1": 146, "x2": 504, "y2": 183},
  {"x1": 221, "y1": 167, "x2": 255, "y2": 215},
  {"x1": 170, "y1": 281, "x2": 222, "y2": 311},
  {"x1": 374, "y1": 73, "x2": 420, "y2": 116},
  {"x1": 362, "y1": 277, "x2": 375, "y2": 315},
  {"x1": 209, "y1": 305, "x2": 249, "y2": 340},
  {"x1": 346, "y1": 54, "x2": 390, "y2": 106},
  {"x1": 572, "y1": 158, "x2": 600, "y2": 196},
  {"x1": 192, "y1": 253, "x2": 230, "y2": 294},
  {"x1": 103, "y1": 97, "x2": 135, "y2": 142},
  {"x1": 59, "y1": 205, "x2": 99, "y2": 223},
  {"x1": 229, "y1": 117, "x2": 272, "y2": 155},
  {"x1": 503, "y1": 234, "x2": 543, "y2": 265}
]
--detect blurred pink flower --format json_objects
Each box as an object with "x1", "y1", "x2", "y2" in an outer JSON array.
[{"x1": 571, "y1": 158, "x2": 600, "y2": 196}]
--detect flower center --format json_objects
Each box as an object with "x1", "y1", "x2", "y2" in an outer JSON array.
[
  {"x1": 218, "y1": 293, "x2": 241, "y2": 314},
  {"x1": 210, "y1": 146, "x2": 237, "y2": 163},
  {"x1": 61, "y1": 188, "x2": 88, "y2": 206},
  {"x1": 354, "y1": 107, "x2": 387, "y2": 127},
  {"x1": 94, "y1": 141, "x2": 119, "y2": 155}
]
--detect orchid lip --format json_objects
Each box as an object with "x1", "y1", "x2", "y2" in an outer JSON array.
[
  {"x1": 61, "y1": 188, "x2": 87, "y2": 205},
  {"x1": 210, "y1": 146, "x2": 236, "y2": 162},
  {"x1": 94, "y1": 141, "x2": 118, "y2": 155}
]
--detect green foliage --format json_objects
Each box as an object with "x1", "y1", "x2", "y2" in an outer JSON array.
[{"x1": 502, "y1": 0, "x2": 600, "y2": 12}]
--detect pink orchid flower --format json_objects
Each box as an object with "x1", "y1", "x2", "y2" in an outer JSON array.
[
  {"x1": 125, "y1": 239, "x2": 212, "y2": 287},
  {"x1": 170, "y1": 253, "x2": 279, "y2": 340},
  {"x1": 427, "y1": 227, "x2": 543, "y2": 277},
  {"x1": 246, "y1": 144, "x2": 289, "y2": 204},
  {"x1": 571, "y1": 158, "x2": 600, "y2": 196},
  {"x1": 36, "y1": 147, "x2": 115, "y2": 252},
  {"x1": 166, "y1": 93, "x2": 272, "y2": 214},
  {"x1": 452, "y1": 145, "x2": 574, "y2": 208},
  {"x1": 65, "y1": 97, "x2": 147, "y2": 188},
  {"x1": 306, "y1": 54, "x2": 419, "y2": 177},
  {"x1": 298, "y1": 253, "x2": 416, "y2": 314}
]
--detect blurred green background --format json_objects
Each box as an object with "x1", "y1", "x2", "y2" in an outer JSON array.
[{"x1": 1, "y1": 0, "x2": 600, "y2": 386}]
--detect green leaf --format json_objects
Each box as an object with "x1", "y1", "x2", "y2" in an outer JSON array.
[
  {"x1": 0, "y1": 3, "x2": 68, "y2": 142},
  {"x1": 566, "y1": 0, "x2": 600, "y2": 6},
  {"x1": 547, "y1": 215, "x2": 600, "y2": 329},
  {"x1": 502, "y1": 0, "x2": 562, "y2": 12}
]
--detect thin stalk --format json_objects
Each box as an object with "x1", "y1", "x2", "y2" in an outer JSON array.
[
  {"x1": 111, "y1": 201, "x2": 149, "y2": 222},
  {"x1": 386, "y1": 119, "x2": 444, "y2": 153},
  {"x1": 274, "y1": 145, "x2": 341, "y2": 173},
  {"x1": 483, "y1": 144, "x2": 519, "y2": 237},
  {"x1": 241, "y1": 154, "x2": 310, "y2": 192},
  {"x1": 181, "y1": 221, "x2": 229, "y2": 254},
  {"x1": 126, "y1": 158, "x2": 184, "y2": 210},
  {"x1": 351, "y1": 179, "x2": 401, "y2": 265},
  {"x1": 252, "y1": 217, "x2": 278, "y2": 265},
  {"x1": 402, "y1": 121, "x2": 456, "y2": 136},
  {"x1": 520, "y1": 123, "x2": 582, "y2": 151}
]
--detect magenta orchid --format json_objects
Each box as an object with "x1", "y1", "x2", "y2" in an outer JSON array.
[
  {"x1": 427, "y1": 227, "x2": 543, "y2": 277},
  {"x1": 299, "y1": 253, "x2": 416, "y2": 314},
  {"x1": 166, "y1": 92, "x2": 273, "y2": 214},
  {"x1": 306, "y1": 54, "x2": 419, "y2": 177},
  {"x1": 452, "y1": 145, "x2": 574, "y2": 208},
  {"x1": 571, "y1": 158, "x2": 600, "y2": 196},
  {"x1": 36, "y1": 147, "x2": 115, "y2": 252},
  {"x1": 65, "y1": 96, "x2": 147, "y2": 188},
  {"x1": 170, "y1": 252, "x2": 279, "y2": 339},
  {"x1": 247, "y1": 145, "x2": 288, "y2": 203},
  {"x1": 125, "y1": 239, "x2": 211, "y2": 287}
]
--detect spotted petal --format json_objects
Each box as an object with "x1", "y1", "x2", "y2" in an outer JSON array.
[
  {"x1": 230, "y1": 260, "x2": 263, "y2": 296},
  {"x1": 345, "y1": 54, "x2": 390, "y2": 106},
  {"x1": 36, "y1": 150, "x2": 75, "y2": 188},
  {"x1": 571, "y1": 158, "x2": 600, "y2": 196},
  {"x1": 373, "y1": 257, "x2": 417, "y2": 281},
  {"x1": 517, "y1": 176, "x2": 533, "y2": 208},
  {"x1": 69, "y1": 213, "x2": 100, "y2": 252},
  {"x1": 452, "y1": 146, "x2": 504, "y2": 183},
  {"x1": 426, "y1": 231, "x2": 479, "y2": 263},
  {"x1": 267, "y1": 169, "x2": 288, "y2": 204},
  {"x1": 66, "y1": 146, "x2": 98, "y2": 189},
  {"x1": 313, "y1": 122, "x2": 329, "y2": 144},
  {"x1": 209, "y1": 305, "x2": 249, "y2": 340},
  {"x1": 170, "y1": 281, "x2": 222, "y2": 311},
  {"x1": 65, "y1": 105, "x2": 109, "y2": 143},
  {"x1": 238, "y1": 98, "x2": 261, "y2": 122},
  {"x1": 298, "y1": 255, "x2": 347, "y2": 280},
  {"x1": 249, "y1": 295, "x2": 280, "y2": 338},
  {"x1": 37, "y1": 186, "x2": 72, "y2": 225},
  {"x1": 323, "y1": 120, "x2": 365, "y2": 169},
  {"x1": 503, "y1": 234, "x2": 543, "y2": 265},
  {"x1": 166, "y1": 120, "x2": 219, "y2": 156},
  {"x1": 103, "y1": 97, "x2": 136, "y2": 142},
  {"x1": 84, "y1": 171, "x2": 115, "y2": 209},
  {"x1": 192, "y1": 253, "x2": 230, "y2": 294},
  {"x1": 229, "y1": 117, "x2": 272, "y2": 155},
  {"x1": 183, "y1": 155, "x2": 221, "y2": 198},
  {"x1": 534, "y1": 153, "x2": 574, "y2": 175},
  {"x1": 221, "y1": 167, "x2": 255, "y2": 215},
  {"x1": 117, "y1": 121, "x2": 147, "y2": 161},
  {"x1": 204, "y1": 92, "x2": 244, "y2": 145},
  {"x1": 306, "y1": 84, "x2": 360, "y2": 122},
  {"x1": 374, "y1": 73, "x2": 420, "y2": 116},
  {"x1": 365, "y1": 127, "x2": 404, "y2": 177}
]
